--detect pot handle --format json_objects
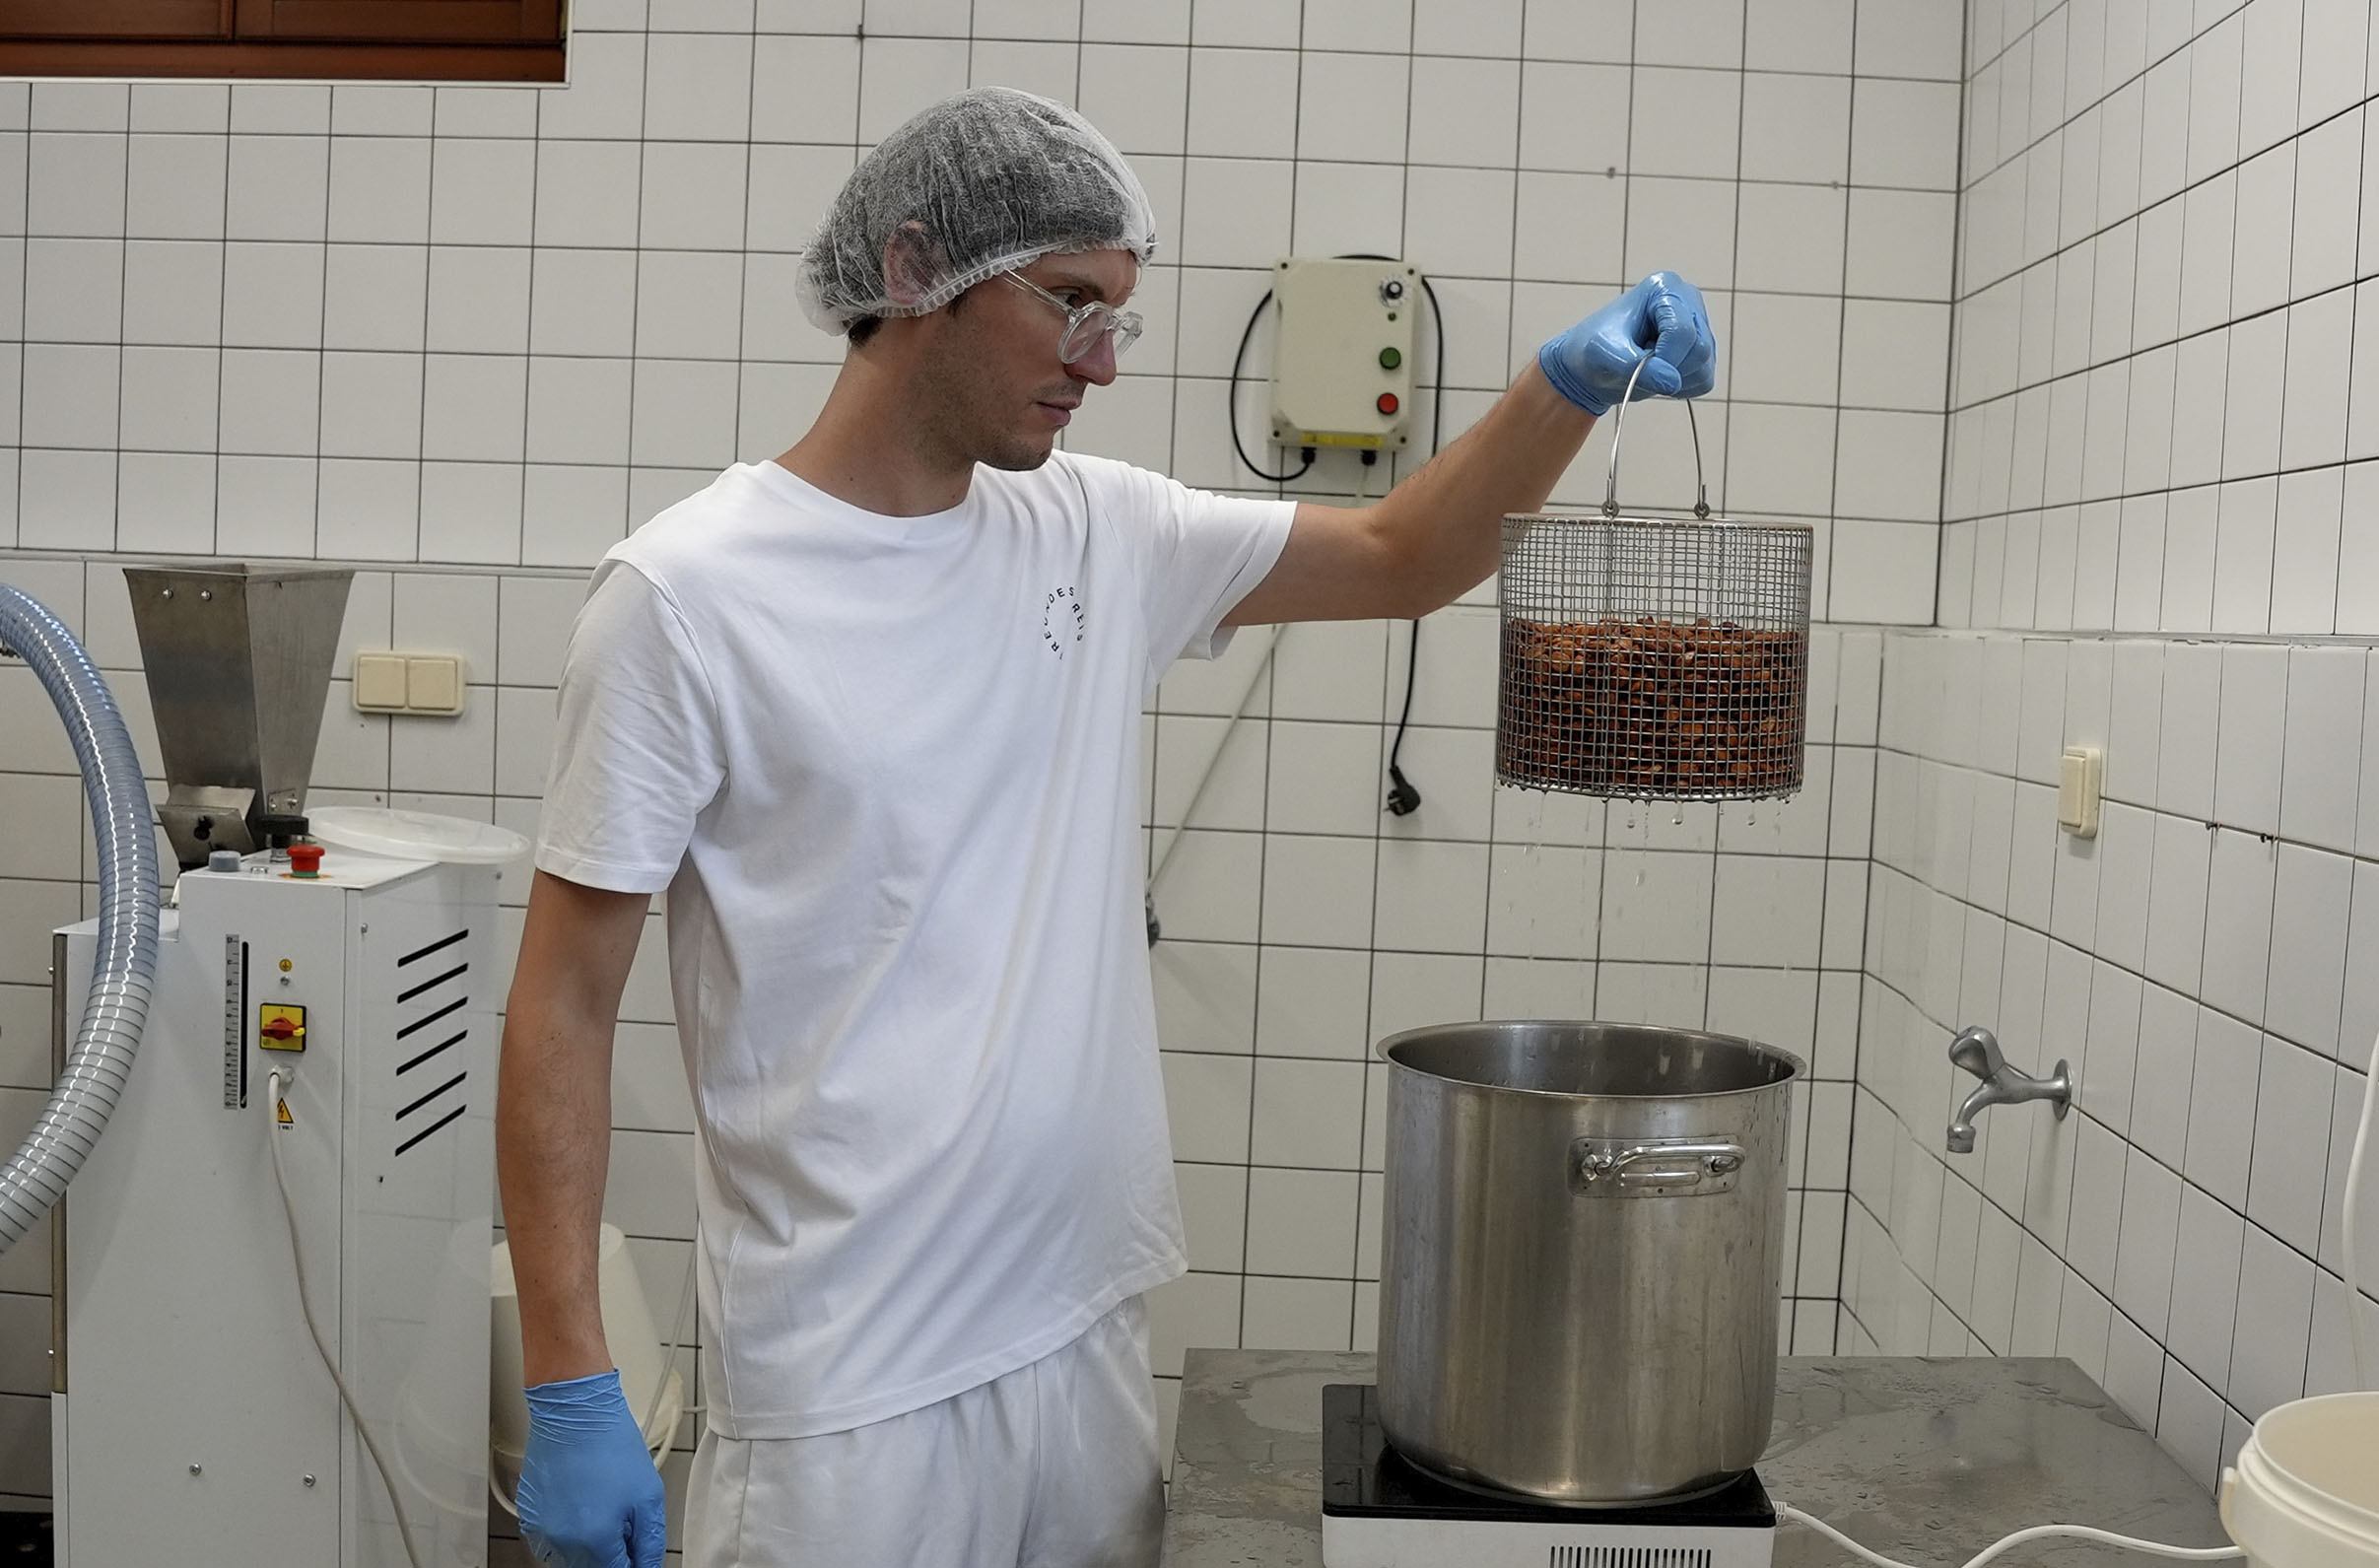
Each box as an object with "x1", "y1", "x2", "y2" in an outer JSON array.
[{"x1": 1572, "y1": 1138, "x2": 1746, "y2": 1195}]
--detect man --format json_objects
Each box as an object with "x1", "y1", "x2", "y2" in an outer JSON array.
[{"x1": 500, "y1": 86, "x2": 1715, "y2": 1568}]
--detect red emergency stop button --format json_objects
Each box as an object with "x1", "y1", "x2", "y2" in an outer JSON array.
[
  {"x1": 1377, "y1": 392, "x2": 1399, "y2": 416},
  {"x1": 289, "y1": 843, "x2": 324, "y2": 878}
]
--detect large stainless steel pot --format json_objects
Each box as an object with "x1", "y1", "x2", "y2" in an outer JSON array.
[{"x1": 1377, "y1": 1020, "x2": 1801, "y2": 1505}]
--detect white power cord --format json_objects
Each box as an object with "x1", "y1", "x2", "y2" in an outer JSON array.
[
  {"x1": 266, "y1": 1067, "x2": 428, "y2": 1568},
  {"x1": 2345, "y1": 1029, "x2": 2375, "y2": 1389},
  {"x1": 1777, "y1": 1503, "x2": 2243, "y2": 1568}
]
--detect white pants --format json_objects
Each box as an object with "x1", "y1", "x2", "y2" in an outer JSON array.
[{"x1": 685, "y1": 1297, "x2": 1165, "y2": 1568}]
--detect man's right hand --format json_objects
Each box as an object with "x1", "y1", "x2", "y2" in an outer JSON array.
[
  {"x1": 1536, "y1": 272, "x2": 1718, "y2": 415},
  {"x1": 515, "y1": 1370, "x2": 669, "y2": 1568}
]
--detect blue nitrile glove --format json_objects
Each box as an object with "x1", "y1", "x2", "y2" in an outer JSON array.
[
  {"x1": 515, "y1": 1370, "x2": 668, "y2": 1568},
  {"x1": 1538, "y1": 272, "x2": 1719, "y2": 415}
]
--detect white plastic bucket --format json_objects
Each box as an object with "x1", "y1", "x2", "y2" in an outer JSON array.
[
  {"x1": 488, "y1": 1223, "x2": 686, "y2": 1514},
  {"x1": 2221, "y1": 1392, "x2": 2379, "y2": 1568}
]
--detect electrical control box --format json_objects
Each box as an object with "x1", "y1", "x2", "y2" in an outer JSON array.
[{"x1": 1267, "y1": 256, "x2": 1419, "y2": 451}]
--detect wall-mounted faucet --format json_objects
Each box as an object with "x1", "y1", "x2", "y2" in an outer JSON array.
[{"x1": 1945, "y1": 1026, "x2": 2073, "y2": 1154}]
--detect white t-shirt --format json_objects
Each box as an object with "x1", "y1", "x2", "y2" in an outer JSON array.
[{"x1": 535, "y1": 453, "x2": 1294, "y2": 1439}]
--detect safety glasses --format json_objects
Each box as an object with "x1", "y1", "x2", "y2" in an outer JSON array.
[{"x1": 1000, "y1": 271, "x2": 1143, "y2": 365}]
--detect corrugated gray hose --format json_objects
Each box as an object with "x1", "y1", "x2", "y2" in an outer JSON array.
[{"x1": 0, "y1": 583, "x2": 158, "y2": 1255}]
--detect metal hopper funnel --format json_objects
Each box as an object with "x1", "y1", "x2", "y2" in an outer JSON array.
[{"x1": 123, "y1": 563, "x2": 353, "y2": 867}]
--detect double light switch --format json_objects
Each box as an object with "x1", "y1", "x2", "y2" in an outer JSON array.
[{"x1": 354, "y1": 651, "x2": 466, "y2": 716}]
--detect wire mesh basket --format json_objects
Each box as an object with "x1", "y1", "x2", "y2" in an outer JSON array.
[{"x1": 1496, "y1": 375, "x2": 1814, "y2": 801}]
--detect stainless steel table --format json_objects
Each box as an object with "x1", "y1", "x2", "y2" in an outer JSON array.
[{"x1": 1163, "y1": 1351, "x2": 2233, "y2": 1568}]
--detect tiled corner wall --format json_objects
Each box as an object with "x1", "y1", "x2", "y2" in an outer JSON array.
[
  {"x1": 1843, "y1": 0, "x2": 2379, "y2": 1500},
  {"x1": 0, "y1": 0, "x2": 1965, "y2": 1539},
  {"x1": 1850, "y1": 627, "x2": 2379, "y2": 1491}
]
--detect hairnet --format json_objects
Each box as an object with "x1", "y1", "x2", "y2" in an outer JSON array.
[{"x1": 795, "y1": 87, "x2": 1159, "y2": 335}]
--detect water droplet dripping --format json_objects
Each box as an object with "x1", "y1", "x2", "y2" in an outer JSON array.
[
  {"x1": 1634, "y1": 868, "x2": 1646, "y2": 887},
  {"x1": 1672, "y1": 805, "x2": 1684, "y2": 827}
]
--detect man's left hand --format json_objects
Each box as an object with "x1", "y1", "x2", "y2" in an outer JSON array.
[{"x1": 1537, "y1": 273, "x2": 1719, "y2": 416}]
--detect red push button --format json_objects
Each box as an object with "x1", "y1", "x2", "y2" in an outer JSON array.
[
  {"x1": 1377, "y1": 392, "x2": 1399, "y2": 416},
  {"x1": 288, "y1": 843, "x2": 324, "y2": 878}
]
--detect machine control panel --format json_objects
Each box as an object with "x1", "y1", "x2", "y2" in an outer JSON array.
[{"x1": 1267, "y1": 256, "x2": 1419, "y2": 451}]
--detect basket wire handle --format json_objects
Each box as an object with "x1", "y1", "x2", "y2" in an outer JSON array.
[{"x1": 1599, "y1": 352, "x2": 1712, "y2": 521}]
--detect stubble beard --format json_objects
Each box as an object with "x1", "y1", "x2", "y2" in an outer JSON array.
[
  {"x1": 979, "y1": 434, "x2": 1056, "y2": 472},
  {"x1": 918, "y1": 322, "x2": 1066, "y2": 474}
]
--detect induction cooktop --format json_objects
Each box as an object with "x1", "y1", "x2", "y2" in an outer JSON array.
[{"x1": 1320, "y1": 1384, "x2": 1778, "y2": 1568}]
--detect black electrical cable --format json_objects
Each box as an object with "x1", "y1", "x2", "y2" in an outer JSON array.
[
  {"x1": 1225, "y1": 256, "x2": 1446, "y2": 815},
  {"x1": 1227, "y1": 288, "x2": 1317, "y2": 483},
  {"x1": 1354, "y1": 430, "x2": 1425, "y2": 818},
  {"x1": 1371, "y1": 265, "x2": 1445, "y2": 819},
  {"x1": 1156, "y1": 264, "x2": 1447, "y2": 943},
  {"x1": 1384, "y1": 614, "x2": 1423, "y2": 816}
]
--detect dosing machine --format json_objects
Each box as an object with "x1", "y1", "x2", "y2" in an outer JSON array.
[{"x1": 1, "y1": 564, "x2": 497, "y2": 1568}]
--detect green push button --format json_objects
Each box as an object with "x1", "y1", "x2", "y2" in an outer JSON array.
[{"x1": 1379, "y1": 346, "x2": 1402, "y2": 370}]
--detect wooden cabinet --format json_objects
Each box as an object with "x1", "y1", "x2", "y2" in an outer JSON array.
[{"x1": 0, "y1": 0, "x2": 565, "y2": 81}]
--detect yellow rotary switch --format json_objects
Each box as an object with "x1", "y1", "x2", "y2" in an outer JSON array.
[{"x1": 259, "y1": 1004, "x2": 307, "y2": 1053}]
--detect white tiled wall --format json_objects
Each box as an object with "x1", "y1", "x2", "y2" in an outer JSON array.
[
  {"x1": 1939, "y1": 0, "x2": 2379, "y2": 634},
  {"x1": 1851, "y1": 628, "x2": 2379, "y2": 1492},
  {"x1": 0, "y1": 0, "x2": 1963, "y2": 605},
  {"x1": 1839, "y1": 0, "x2": 2379, "y2": 1499},
  {"x1": 0, "y1": 0, "x2": 1964, "y2": 1534}
]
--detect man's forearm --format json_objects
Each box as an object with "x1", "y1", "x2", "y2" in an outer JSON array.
[
  {"x1": 1367, "y1": 361, "x2": 1597, "y2": 615},
  {"x1": 1228, "y1": 277, "x2": 1713, "y2": 628},
  {"x1": 498, "y1": 993, "x2": 622, "y2": 1387}
]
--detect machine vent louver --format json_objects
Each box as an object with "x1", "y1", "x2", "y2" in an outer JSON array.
[
  {"x1": 397, "y1": 1029, "x2": 467, "y2": 1076},
  {"x1": 397, "y1": 995, "x2": 467, "y2": 1038},
  {"x1": 392, "y1": 927, "x2": 471, "y2": 1155},
  {"x1": 394, "y1": 1070, "x2": 467, "y2": 1156},
  {"x1": 398, "y1": 927, "x2": 468, "y2": 967},
  {"x1": 396, "y1": 963, "x2": 466, "y2": 1003},
  {"x1": 397, "y1": 1071, "x2": 465, "y2": 1122},
  {"x1": 394, "y1": 1101, "x2": 467, "y2": 1156},
  {"x1": 1550, "y1": 1551, "x2": 1713, "y2": 1568}
]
